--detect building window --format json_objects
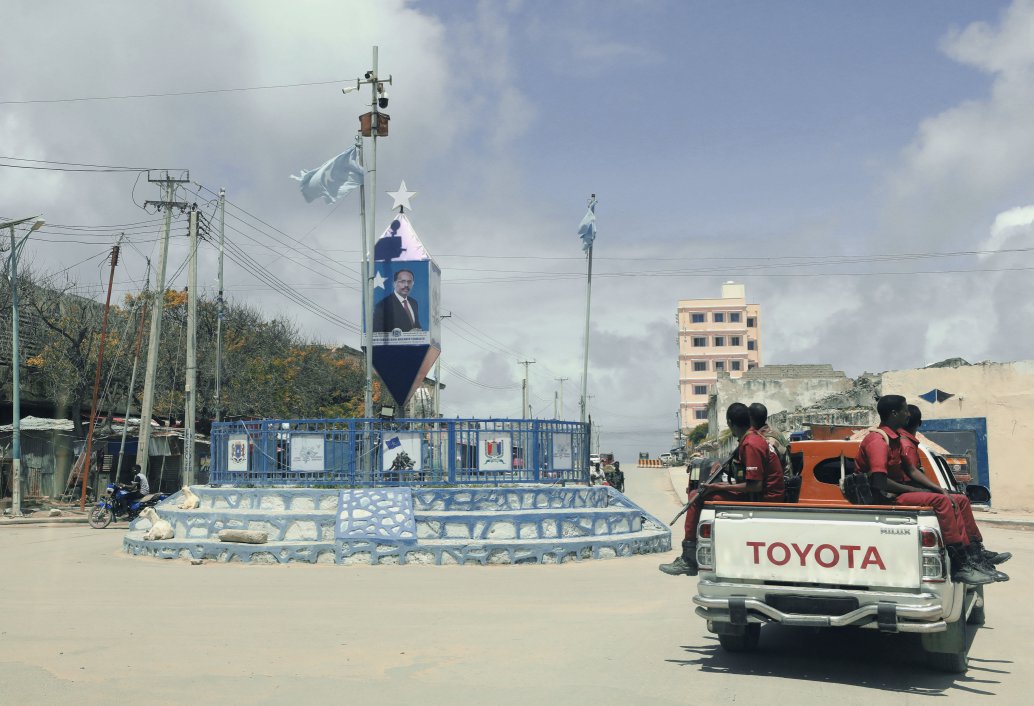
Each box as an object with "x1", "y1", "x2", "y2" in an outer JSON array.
[
  {"x1": 713, "y1": 336, "x2": 725, "y2": 347},
  {"x1": 695, "y1": 409, "x2": 708, "y2": 420},
  {"x1": 691, "y1": 313, "x2": 704, "y2": 323},
  {"x1": 692, "y1": 337, "x2": 706, "y2": 347},
  {"x1": 715, "y1": 361, "x2": 726, "y2": 371},
  {"x1": 731, "y1": 360, "x2": 742, "y2": 371},
  {"x1": 731, "y1": 336, "x2": 741, "y2": 346},
  {"x1": 713, "y1": 312, "x2": 725, "y2": 323},
  {"x1": 729, "y1": 312, "x2": 741, "y2": 323},
  {"x1": 693, "y1": 385, "x2": 708, "y2": 395},
  {"x1": 748, "y1": 362, "x2": 757, "y2": 370},
  {"x1": 747, "y1": 317, "x2": 756, "y2": 328},
  {"x1": 692, "y1": 361, "x2": 707, "y2": 372},
  {"x1": 747, "y1": 340, "x2": 756, "y2": 351}
]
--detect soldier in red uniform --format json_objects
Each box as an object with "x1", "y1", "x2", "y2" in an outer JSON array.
[
  {"x1": 660, "y1": 402, "x2": 784, "y2": 576},
  {"x1": 898, "y1": 405, "x2": 1009, "y2": 580},
  {"x1": 857, "y1": 396, "x2": 992, "y2": 585}
]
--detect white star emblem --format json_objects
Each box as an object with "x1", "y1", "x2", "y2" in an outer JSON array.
[
  {"x1": 386, "y1": 180, "x2": 416, "y2": 211},
  {"x1": 373, "y1": 271, "x2": 387, "y2": 290}
]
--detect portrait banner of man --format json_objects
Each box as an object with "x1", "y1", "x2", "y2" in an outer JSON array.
[{"x1": 371, "y1": 260, "x2": 432, "y2": 346}]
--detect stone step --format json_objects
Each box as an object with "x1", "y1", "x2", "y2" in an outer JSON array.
[
  {"x1": 180, "y1": 486, "x2": 614, "y2": 512},
  {"x1": 415, "y1": 507, "x2": 645, "y2": 540},
  {"x1": 143, "y1": 505, "x2": 649, "y2": 542},
  {"x1": 123, "y1": 527, "x2": 670, "y2": 566}
]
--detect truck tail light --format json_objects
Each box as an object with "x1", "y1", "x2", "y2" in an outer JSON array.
[
  {"x1": 696, "y1": 544, "x2": 714, "y2": 571},
  {"x1": 920, "y1": 527, "x2": 946, "y2": 582},
  {"x1": 696, "y1": 520, "x2": 714, "y2": 571},
  {"x1": 920, "y1": 527, "x2": 941, "y2": 548},
  {"x1": 922, "y1": 554, "x2": 944, "y2": 581}
]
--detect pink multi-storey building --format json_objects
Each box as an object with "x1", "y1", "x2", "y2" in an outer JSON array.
[{"x1": 677, "y1": 282, "x2": 762, "y2": 428}]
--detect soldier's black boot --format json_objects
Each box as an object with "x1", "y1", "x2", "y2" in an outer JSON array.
[
  {"x1": 973, "y1": 540, "x2": 1011, "y2": 566},
  {"x1": 947, "y1": 544, "x2": 994, "y2": 585},
  {"x1": 659, "y1": 541, "x2": 698, "y2": 576},
  {"x1": 967, "y1": 542, "x2": 1009, "y2": 582}
]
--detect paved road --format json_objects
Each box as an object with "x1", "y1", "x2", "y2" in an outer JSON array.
[{"x1": 1, "y1": 466, "x2": 1031, "y2": 705}]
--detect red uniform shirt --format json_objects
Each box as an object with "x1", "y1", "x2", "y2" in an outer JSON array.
[
  {"x1": 737, "y1": 429, "x2": 785, "y2": 501},
  {"x1": 898, "y1": 429, "x2": 921, "y2": 473},
  {"x1": 855, "y1": 425, "x2": 908, "y2": 483}
]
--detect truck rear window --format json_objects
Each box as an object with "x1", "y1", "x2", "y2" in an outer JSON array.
[{"x1": 813, "y1": 457, "x2": 856, "y2": 485}]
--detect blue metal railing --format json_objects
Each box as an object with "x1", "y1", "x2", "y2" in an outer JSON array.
[{"x1": 209, "y1": 418, "x2": 589, "y2": 486}]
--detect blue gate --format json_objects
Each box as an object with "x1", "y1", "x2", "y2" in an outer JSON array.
[{"x1": 209, "y1": 418, "x2": 589, "y2": 486}]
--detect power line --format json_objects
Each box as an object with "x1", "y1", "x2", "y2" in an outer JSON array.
[{"x1": 0, "y1": 78, "x2": 353, "y2": 105}]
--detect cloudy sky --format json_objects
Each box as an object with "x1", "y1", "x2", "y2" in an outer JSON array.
[{"x1": 4, "y1": 0, "x2": 1034, "y2": 459}]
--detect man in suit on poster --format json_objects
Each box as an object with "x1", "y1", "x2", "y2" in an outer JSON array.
[{"x1": 374, "y1": 269, "x2": 422, "y2": 333}]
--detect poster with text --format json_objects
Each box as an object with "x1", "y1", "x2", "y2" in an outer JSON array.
[
  {"x1": 290, "y1": 434, "x2": 325, "y2": 472},
  {"x1": 227, "y1": 434, "x2": 249, "y2": 472},
  {"x1": 552, "y1": 433, "x2": 573, "y2": 470},
  {"x1": 382, "y1": 432, "x2": 423, "y2": 472},
  {"x1": 478, "y1": 436, "x2": 512, "y2": 472}
]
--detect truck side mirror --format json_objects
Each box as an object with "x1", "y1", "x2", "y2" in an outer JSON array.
[{"x1": 964, "y1": 484, "x2": 991, "y2": 504}]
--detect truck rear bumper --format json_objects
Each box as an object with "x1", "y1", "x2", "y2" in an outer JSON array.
[{"x1": 694, "y1": 588, "x2": 947, "y2": 633}]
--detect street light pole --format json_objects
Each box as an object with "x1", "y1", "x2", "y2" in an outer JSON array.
[{"x1": 5, "y1": 215, "x2": 44, "y2": 517}]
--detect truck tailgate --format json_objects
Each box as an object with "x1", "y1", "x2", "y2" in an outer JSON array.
[{"x1": 712, "y1": 507, "x2": 922, "y2": 588}]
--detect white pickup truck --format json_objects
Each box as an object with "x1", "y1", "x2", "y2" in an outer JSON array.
[{"x1": 692, "y1": 438, "x2": 992, "y2": 673}]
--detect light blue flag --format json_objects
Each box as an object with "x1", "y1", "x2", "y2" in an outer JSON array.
[
  {"x1": 578, "y1": 198, "x2": 597, "y2": 252},
  {"x1": 291, "y1": 145, "x2": 364, "y2": 204}
]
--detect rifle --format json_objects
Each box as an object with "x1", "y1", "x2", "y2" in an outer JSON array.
[{"x1": 668, "y1": 454, "x2": 734, "y2": 527}]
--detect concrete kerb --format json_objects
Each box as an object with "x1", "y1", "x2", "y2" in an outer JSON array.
[{"x1": 0, "y1": 515, "x2": 89, "y2": 526}]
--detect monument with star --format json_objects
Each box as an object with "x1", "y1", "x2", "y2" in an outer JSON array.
[{"x1": 370, "y1": 181, "x2": 442, "y2": 413}]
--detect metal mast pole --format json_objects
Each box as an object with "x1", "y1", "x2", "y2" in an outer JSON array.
[
  {"x1": 363, "y1": 46, "x2": 382, "y2": 479},
  {"x1": 183, "y1": 207, "x2": 198, "y2": 487},
  {"x1": 215, "y1": 188, "x2": 225, "y2": 423},
  {"x1": 356, "y1": 133, "x2": 372, "y2": 420},
  {"x1": 579, "y1": 195, "x2": 596, "y2": 425},
  {"x1": 80, "y1": 244, "x2": 120, "y2": 509}
]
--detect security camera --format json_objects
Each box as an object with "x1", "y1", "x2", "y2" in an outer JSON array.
[
  {"x1": 378, "y1": 94, "x2": 389, "y2": 109},
  {"x1": 365, "y1": 70, "x2": 374, "y2": 79}
]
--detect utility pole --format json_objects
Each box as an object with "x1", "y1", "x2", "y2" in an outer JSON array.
[
  {"x1": 434, "y1": 311, "x2": 451, "y2": 418},
  {"x1": 116, "y1": 263, "x2": 149, "y2": 485},
  {"x1": 137, "y1": 170, "x2": 189, "y2": 477},
  {"x1": 215, "y1": 188, "x2": 225, "y2": 423},
  {"x1": 4, "y1": 214, "x2": 44, "y2": 517},
  {"x1": 519, "y1": 360, "x2": 536, "y2": 419},
  {"x1": 183, "y1": 206, "x2": 198, "y2": 487},
  {"x1": 80, "y1": 242, "x2": 120, "y2": 509},
  {"x1": 555, "y1": 377, "x2": 569, "y2": 420}
]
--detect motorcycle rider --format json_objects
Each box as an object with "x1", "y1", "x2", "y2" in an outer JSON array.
[{"x1": 129, "y1": 464, "x2": 150, "y2": 501}]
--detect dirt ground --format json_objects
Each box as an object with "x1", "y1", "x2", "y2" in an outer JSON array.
[{"x1": 1, "y1": 466, "x2": 1031, "y2": 705}]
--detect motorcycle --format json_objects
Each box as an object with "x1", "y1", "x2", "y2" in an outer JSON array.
[{"x1": 88, "y1": 482, "x2": 169, "y2": 529}]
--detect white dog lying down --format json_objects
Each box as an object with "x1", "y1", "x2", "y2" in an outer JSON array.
[
  {"x1": 140, "y1": 506, "x2": 175, "y2": 540},
  {"x1": 179, "y1": 486, "x2": 200, "y2": 510}
]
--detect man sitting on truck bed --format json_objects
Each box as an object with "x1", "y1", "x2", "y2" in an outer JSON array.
[
  {"x1": 857, "y1": 395, "x2": 994, "y2": 585},
  {"x1": 659, "y1": 402, "x2": 785, "y2": 576},
  {"x1": 899, "y1": 404, "x2": 1010, "y2": 580}
]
